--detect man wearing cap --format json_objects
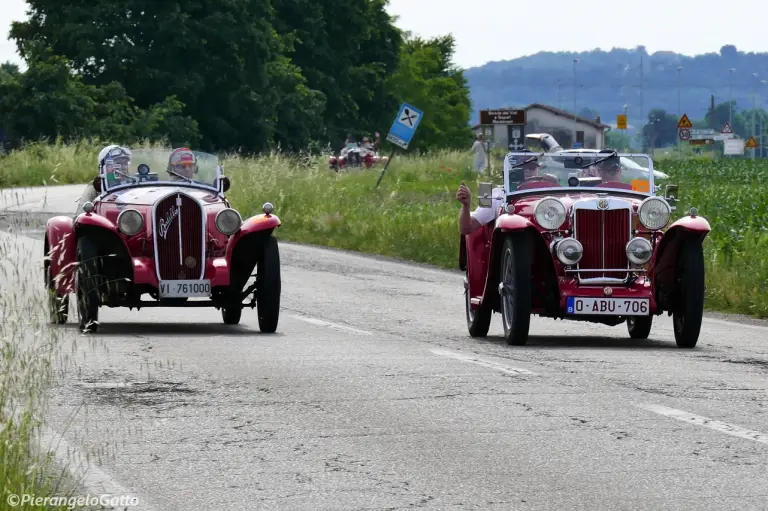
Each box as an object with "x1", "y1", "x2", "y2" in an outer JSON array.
[{"x1": 76, "y1": 144, "x2": 132, "y2": 216}]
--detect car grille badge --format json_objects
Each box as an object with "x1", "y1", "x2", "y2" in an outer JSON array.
[{"x1": 185, "y1": 256, "x2": 196, "y2": 268}]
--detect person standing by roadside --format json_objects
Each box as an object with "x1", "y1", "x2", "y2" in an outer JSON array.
[{"x1": 471, "y1": 133, "x2": 487, "y2": 173}]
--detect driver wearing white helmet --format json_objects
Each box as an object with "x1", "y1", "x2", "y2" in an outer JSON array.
[{"x1": 75, "y1": 144, "x2": 132, "y2": 215}]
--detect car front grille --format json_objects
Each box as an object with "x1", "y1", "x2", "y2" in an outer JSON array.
[
  {"x1": 574, "y1": 208, "x2": 630, "y2": 280},
  {"x1": 153, "y1": 192, "x2": 205, "y2": 280}
]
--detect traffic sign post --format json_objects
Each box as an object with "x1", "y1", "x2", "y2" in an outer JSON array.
[
  {"x1": 617, "y1": 114, "x2": 627, "y2": 130},
  {"x1": 745, "y1": 136, "x2": 758, "y2": 149},
  {"x1": 377, "y1": 102, "x2": 424, "y2": 188},
  {"x1": 679, "y1": 129, "x2": 691, "y2": 141}
]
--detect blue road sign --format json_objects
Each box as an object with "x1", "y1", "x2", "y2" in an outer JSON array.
[{"x1": 386, "y1": 103, "x2": 423, "y2": 150}]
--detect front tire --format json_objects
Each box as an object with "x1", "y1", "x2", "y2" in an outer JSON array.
[
  {"x1": 499, "y1": 234, "x2": 532, "y2": 345},
  {"x1": 45, "y1": 262, "x2": 68, "y2": 324},
  {"x1": 76, "y1": 237, "x2": 100, "y2": 333},
  {"x1": 627, "y1": 316, "x2": 653, "y2": 339},
  {"x1": 465, "y1": 277, "x2": 491, "y2": 337},
  {"x1": 673, "y1": 239, "x2": 705, "y2": 348},
  {"x1": 256, "y1": 235, "x2": 281, "y2": 333}
]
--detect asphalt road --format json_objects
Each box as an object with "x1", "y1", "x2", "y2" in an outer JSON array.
[{"x1": 2, "y1": 185, "x2": 768, "y2": 511}]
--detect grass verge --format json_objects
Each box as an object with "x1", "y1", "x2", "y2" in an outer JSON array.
[
  {"x1": 1, "y1": 140, "x2": 766, "y2": 318},
  {"x1": 0, "y1": 219, "x2": 73, "y2": 510}
]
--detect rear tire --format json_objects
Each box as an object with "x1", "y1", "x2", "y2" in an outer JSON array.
[
  {"x1": 76, "y1": 237, "x2": 100, "y2": 333},
  {"x1": 45, "y1": 262, "x2": 69, "y2": 324},
  {"x1": 256, "y1": 236, "x2": 281, "y2": 333},
  {"x1": 499, "y1": 234, "x2": 532, "y2": 345},
  {"x1": 626, "y1": 316, "x2": 653, "y2": 339},
  {"x1": 673, "y1": 239, "x2": 705, "y2": 348},
  {"x1": 222, "y1": 304, "x2": 242, "y2": 325},
  {"x1": 465, "y1": 277, "x2": 491, "y2": 337}
]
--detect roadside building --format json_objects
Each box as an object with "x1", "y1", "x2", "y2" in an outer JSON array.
[{"x1": 472, "y1": 104, "x2": 610, "y2": 150}]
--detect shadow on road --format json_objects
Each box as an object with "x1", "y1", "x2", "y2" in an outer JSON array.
[
  {"x1": 480, "y1": 334, "x2": 679, "y2": 350},
  {"x1": 77, "y1": 322, "x2": 281, "y2": 337}
]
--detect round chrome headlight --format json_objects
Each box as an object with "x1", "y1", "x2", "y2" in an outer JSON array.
[
  {"x1": 534, "y1": 197, "x2": 567, "y2": 230},
  {"x1": 116, "y1": 208, "x2": 144, "y2": 236},
  {"x1": 625, "y1": 237, "x2": 653, "y2": 265},
  {"x1": 638, "y1": 197, "x2": 671, "y2": 230},
  {"x1": 215, "y1": 208, "x2": 242, "y2": 236},
  {"x1": 263, "y1": 202, "x2": 274, "y2": 215},
  {"x1": 554, "y1": 237, "x2": 583, "y2": 265}
]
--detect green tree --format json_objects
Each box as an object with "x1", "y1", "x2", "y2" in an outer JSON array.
[
  {"x1": 0, "y1": 48, "x2": 199, "y2": 149},
  {"x1": 386, "y1": 34, "x2": 473, "y2": 151},
  {"x1": 10, "y1": 0, "x2": 323, "y2": 152},
  {"x1": 641, "y1": 109, "x2": 678, "y2": 148},
  {"x1": 271, "y1": 0, "x2": 402, "y2": 148}
]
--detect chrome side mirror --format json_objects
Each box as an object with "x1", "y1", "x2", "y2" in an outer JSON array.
[
  {"x1": 664, "y1": 184, "x2": 679, "y2": 211},
  {"x1": 478, "y1": 182, "x2": 493, "y2": 208}
]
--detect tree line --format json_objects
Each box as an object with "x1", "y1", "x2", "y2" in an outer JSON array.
[{"x1": 0, "y1": 0, "x2": 474, "y2": 154}]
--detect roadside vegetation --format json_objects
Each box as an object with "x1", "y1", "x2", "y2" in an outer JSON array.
[
  {"x1": 0, "y1": 141, "x2": 766, "y2": 320},
  {"x1": 0, "y1": 224, "x2": 72, "y2": 510}
]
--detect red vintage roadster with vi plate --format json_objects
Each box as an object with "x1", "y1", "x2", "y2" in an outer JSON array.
[
  {"x1": 44, "y1": 148, "x2": 281, "y2": 333},
  {"x1": 460, "y1": 150, "x2": 710, "y2": 348}
]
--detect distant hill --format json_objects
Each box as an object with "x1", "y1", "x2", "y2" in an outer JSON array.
[{"x1": 465, "y1": 45, "x2": 768, "y2": 131}]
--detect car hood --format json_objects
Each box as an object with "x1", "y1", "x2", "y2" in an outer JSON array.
[{"x1": 100, "y1": 186, "x2": 222, "y2": 206}]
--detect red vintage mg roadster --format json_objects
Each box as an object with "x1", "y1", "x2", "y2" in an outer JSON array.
[
  {"x1": 44, "y1": 147, "x2": 281, "y2": 333},
  {"x1": 460, "y1": 150, "x2": 710, "y2": 348}
]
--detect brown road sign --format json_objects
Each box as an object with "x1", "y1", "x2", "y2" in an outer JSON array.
[
  {"x1": 479, "y1": 109, "x2": 526, "y2": 125},
  {"x1": 689, "y1": 139, "x2": 714, "y2": 145},
  {"x1": 745, "y1": 136, "x2": 758, "y2": 148}
]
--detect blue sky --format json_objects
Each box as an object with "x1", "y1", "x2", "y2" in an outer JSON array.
[{"x1": 3, "y1": 0, "x2": 768, "y2": 70}]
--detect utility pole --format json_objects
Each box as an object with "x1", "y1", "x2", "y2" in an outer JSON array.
[
  {"x1": 573, "y1": 59, "x2": 579, "y2": 147},
  {"x1": 729, "y1": 68, "x2": 736, "y2": 127},
  {"x1": 677, "y1": 66, "x2": 683, "y2": 150},
  {"x1": 557, "y1": 81, "x2": 562, "y2": 110},
  {"x1": 640, "y1": 54, "x2": 644, "y2": 151},
  {"x1": 752, "y1": 73, "x2": 758, "y2": 160}
]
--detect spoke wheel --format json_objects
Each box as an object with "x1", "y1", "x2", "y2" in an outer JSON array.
[
  {"x1": 76, "y1": 237, "x2": 100, "y2": 333},
  {"x1": 499, "y1": 235, "x2": 531, "y2": 346}
]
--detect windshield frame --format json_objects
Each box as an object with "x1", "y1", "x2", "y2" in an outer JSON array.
[
  {"x1": 502, "y1": 150, "x2": 656, "y2": 201},
  {"x1": 98, "y1": 148, "x2": 225, "y2": 197}
]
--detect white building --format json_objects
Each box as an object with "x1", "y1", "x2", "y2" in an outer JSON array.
[{"x1": 473, "y1": 104, "x2": 610, "y2": 150}]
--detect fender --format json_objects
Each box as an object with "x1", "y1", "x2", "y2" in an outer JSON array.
[
  {"x1": 650, "y1": 215, "x2": 711, "y2": 293},
  {"x1": 74, "y1": 211, "x2": 120, "y2": 234},
  {"x1": 480, "y1": 215, "x2": 540, "y2": 310},
  {"x1": 464, "y1": 225, "x2": 493, "y2": 304},
  {"x1": 45, "y1": 216, "x2": 77, "y2": 294},
  {"x1": 495, "y1": 213, "x2": 536, "y2": 232},
  {"x1": 225, "y1": 213, "x2": 281, "y2": 261}
]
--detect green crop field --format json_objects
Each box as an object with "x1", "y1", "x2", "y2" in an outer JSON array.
[{"x1": 0, "y1": 140, "x2": 766, "y2": 318}]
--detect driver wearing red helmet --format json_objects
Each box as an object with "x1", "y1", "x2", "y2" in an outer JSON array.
[{"x1": 167, "y1": 148, "x2": 198, "y2": 181}]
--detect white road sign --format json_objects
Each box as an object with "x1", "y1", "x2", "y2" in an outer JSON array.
[{"x1": 724, "y1": 139, "x2": 745, "y2": 155}]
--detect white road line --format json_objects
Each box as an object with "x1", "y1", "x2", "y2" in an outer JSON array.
[
  {"x1": 430, "y1": 348, "x2": 538, "y2": 375},
  {"x1": 288, "y1": 314, "x2": 373, "y2": 336},
  {"x1": 637, "y1": 404, "x2": 768, "y2": 446}
]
